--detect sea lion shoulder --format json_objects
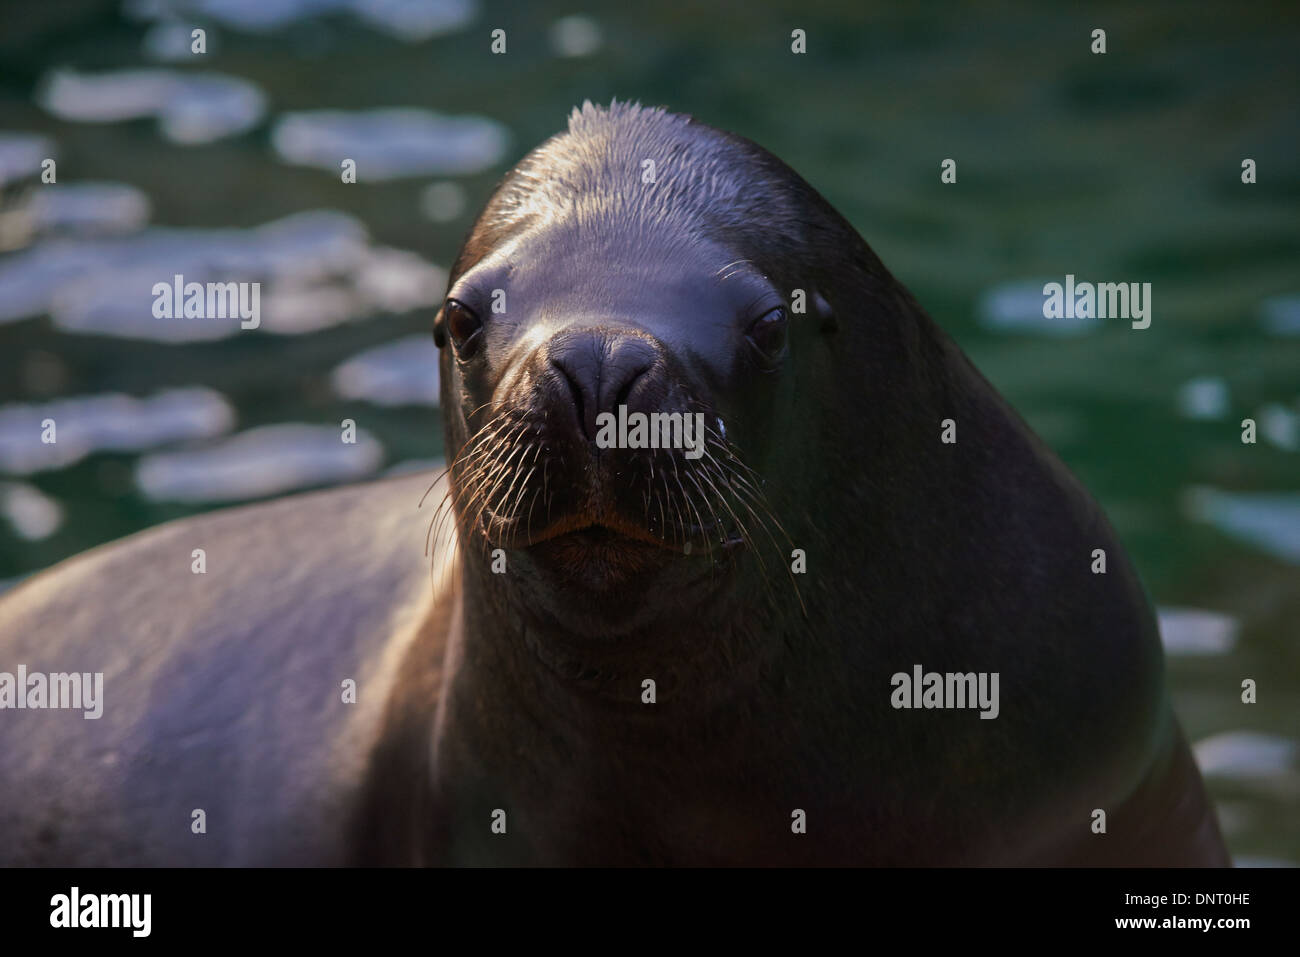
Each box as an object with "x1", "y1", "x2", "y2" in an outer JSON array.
[{"x1": 0, "y1": 472, "x2": 452, "y2": 864}]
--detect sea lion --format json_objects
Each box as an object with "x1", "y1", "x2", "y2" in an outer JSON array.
[{"x1": 0, "y1": 101, "x2": 1228, "y2": 866}]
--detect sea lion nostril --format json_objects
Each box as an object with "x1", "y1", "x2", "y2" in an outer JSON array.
[
  {"x1": 553, "y1": 359, "x2": 587, "y2": 437},
  {"x1": 548, "y1": 332, "x2": 658, "y2": 441},
  {"x1": 612, "y1": 360, "x2": 652, "y2": 409}
]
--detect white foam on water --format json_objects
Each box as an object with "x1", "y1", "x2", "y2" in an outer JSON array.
[
  {"x1": 549, "y1": 15, "x2": 602, "y2": 58},
  {"x1": 0, "y1": 182, "x2": 151, "y2": 250},
  {"x1": 1193, "y1": 731, "x2": 1298, "y2": 782},
  {"x1": 0, "y1": 387, "x2": 236, "y2": 474},
  {"x1": 1257, "y1": 403, "x2": 1299, "y2": 451},
  {"x1": 0, "y1": 132, "x2": 56, "y2": 188},
  {"x1": 419, "y1": 181, "x2": 467, "y2": 223},
  {"x1": 135, "y1": 422, "x2": 384, "y2": 503},
  {"x1": 0, "y1": 481, "x2": 64, "y2": 541},
  {"x1": 331, "y1": 334, "x2": 440, "y2": 406},
  {"x1": 272, "y1": 108, "x2": 509, "y2": 179},
  {"x1": 0, "y1": 206, "x2": 367, "y2": 331},
  {"x1": 226, "y1": 245, "x2": 443, "y2": 336},
  {"x1": 186, "y1": 0, "x2": 310, "y2": 31},
  {"x1": 348, "y1": 0, "x2": 477, "y2": 41},
  {"x1": 1175, "y1": 376, "x2": 1229, "y2": 421},
  {"x1": 1260, "y1": 295, "x2": 1300, "y2": 336},
  {"x1": 259, "y1": 281, "x2": 359, "y2": 336},
  {"x1": 37, "y1": 68, "x2": 266, "y2": 144},
  {"x1": 1185, "y1": 486, "x2": 1300, "y2": 565},
  {"x1": 976, "y1": 279, "x2": 1099, "y2": 335},
  {"x1": 125, "y1": 0, "x2": 477, "y2": 41},
  {"x1": 142, "y1": 20, "x2": 218, "y2": 61},
  {"x1": 352, "y1": 247, "x2": 445, "y2": 315},
  {"x1": 0, "y1": 210, "x2": 441, "y2": 339},
  {"x1": 123, "y1": 0, "x2": 303, "y2": 30},
  {"x1": 1156, "y1": 606, "x2": 1240, "y2": 656}
]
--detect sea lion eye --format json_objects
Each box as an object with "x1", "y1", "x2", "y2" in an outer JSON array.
[
  {"x1": 440, "y1": 299, "x2": 483, "y2": 356},
  {"x1": 746, "y1": 306, "x2": 788, "y2": 365}
]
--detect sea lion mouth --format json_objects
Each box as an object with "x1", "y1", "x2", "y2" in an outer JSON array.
[
  {"x1": 432, "y1": 405, "x2": 779, "y2": 581},
  {"x1": 534, "y1": 524, "x2": 671, "y2": 567},
  {"x1": 520, "y1": 520, "x2": 748, "y2": 592},
  {"x1": 527, "y1": 520, "x2": 746, "y2": 553},
  {"x1": 480, "y1": 508, "x2": 745, "y2": 556}
]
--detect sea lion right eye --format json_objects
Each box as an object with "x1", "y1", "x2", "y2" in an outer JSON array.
[
  {"x1": 442, "y1": 299, "x2": 483, "y2": 356},
  {"x1": 745, "y1": 306, "x2": 789, "y2": 367}
]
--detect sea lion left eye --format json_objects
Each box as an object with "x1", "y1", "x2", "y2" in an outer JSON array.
[
  {"x1": 746, "y1": 307, "x2": 788, "y2": 363},
  {"x1": 443, "y1": 300, "x2": 483, "y2": 352}
]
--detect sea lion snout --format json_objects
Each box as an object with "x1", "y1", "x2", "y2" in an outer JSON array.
[
  {"x1": 491, "y1": 323, "x2": 724, "y2": 553},
  {"x1": 440, "y1": 299, "x2": 763, "y2": 605},
  {"x1": 545, "y1": 328, "x2": 662, "y2": 442}
]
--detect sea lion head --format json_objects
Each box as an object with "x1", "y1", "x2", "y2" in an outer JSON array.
[{"x1": 434, "y1": 101, "x2": 921, "y2": 638}]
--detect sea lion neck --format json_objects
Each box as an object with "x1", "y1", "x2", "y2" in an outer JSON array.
[{"x1": 453, "y1": 553, "x2": 786, "y2": 715}]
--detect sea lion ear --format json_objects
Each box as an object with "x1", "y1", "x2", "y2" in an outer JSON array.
[{"x1": 813, "y1": 290, "x2": 838, "y2": 333}]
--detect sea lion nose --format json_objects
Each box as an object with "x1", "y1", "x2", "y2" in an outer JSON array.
[{"x1": 548, "y1": 330, "x2": 658, "y2": 442}]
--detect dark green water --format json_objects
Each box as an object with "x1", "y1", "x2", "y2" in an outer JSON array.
[{"x1": 0, "y1": 0, "x2": 1296, "y2": 862}]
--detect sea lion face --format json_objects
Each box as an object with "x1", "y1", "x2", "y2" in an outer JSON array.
[
  {"x1": 435, "y1": 103, "x2": 849, "y2": 633},
  {"x1": 437, "y1": 227, "x2": 790, "y2": 617}
]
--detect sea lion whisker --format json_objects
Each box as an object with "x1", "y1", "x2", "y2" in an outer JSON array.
[
  {"x1": 418, "y1": 464, "x2": 451, "y2": 509},
  {"x1": 697, "y1": 459, "x2": 782, "y2": 601},
  {"x1": 460, "y1": 426, "x2": 534, "y2": 547},
  {"x1": 669, "y1": 457, "x2": 710, "y2": 556},
  {"x1": 497, "y1": 443, "x2": 540, "y2": 528}
]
